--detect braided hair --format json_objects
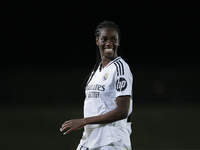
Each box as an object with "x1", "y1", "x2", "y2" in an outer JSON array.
[
  {"x1": 83, "y1": 21, "x2": 123, "y2": 87},
  {"x1": 95, "y1": 21, "x2": 121, "y2": 38}
]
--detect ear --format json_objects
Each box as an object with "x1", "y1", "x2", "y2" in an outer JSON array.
[{"x1": 96, "y1": 37, "x2": 99, "y2": 46}]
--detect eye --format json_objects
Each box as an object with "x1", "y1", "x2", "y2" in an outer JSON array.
[
  {"x1": 112, "y1": 38, "x2": 117, "y2": 42},
  {"x1": 101, "y1": 38, "x2": 107, "y2": 42},
  {"x1": 112, "y1": 39, "x2": 116, "y2": 42}
]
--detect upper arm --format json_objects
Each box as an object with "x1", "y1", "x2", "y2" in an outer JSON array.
[{"x1": 115, "y1": 95, "x2": 130, "y2": 118}]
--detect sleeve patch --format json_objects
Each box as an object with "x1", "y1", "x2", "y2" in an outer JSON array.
[{"x1": 116, "y1": 77, "x2": 127, "y2": 91}]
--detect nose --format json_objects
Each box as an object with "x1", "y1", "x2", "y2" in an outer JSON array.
[{"x1": 106, "y1": 39, "x2": 112, "y2": 46}]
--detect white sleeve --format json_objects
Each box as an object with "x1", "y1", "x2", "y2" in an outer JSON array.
[{"x1": 115, "y1": 63, "x2": 133, "y2": 97}]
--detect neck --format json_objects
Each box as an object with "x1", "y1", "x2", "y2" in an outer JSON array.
[
  {"x1": 100, "y1": 56, "x2": 118, "y2": 71},
  {"x1": 101, "y1": 58, "x2": 111, "y2": 69}
]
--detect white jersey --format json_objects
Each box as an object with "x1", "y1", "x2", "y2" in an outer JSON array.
[{"x1": 80, "y1": 57, "x2": 133, "y2": 149}]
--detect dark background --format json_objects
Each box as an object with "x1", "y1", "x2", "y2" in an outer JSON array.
[{"x1": 1, "y1": 1, "x2": 200, "y2": 149}]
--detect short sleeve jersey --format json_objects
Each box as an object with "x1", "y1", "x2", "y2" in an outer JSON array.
[{"x1": 80, "y1": 57, "x2": 133, "y2": 149}]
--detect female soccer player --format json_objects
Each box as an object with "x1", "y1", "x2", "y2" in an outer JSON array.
[{"x1": 60, "y1": 21, "x2": 133, "y2": 150}]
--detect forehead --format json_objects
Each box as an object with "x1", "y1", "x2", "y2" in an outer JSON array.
[{"x1": 99, "y1": 27, "x2": 119, "y2": 37}]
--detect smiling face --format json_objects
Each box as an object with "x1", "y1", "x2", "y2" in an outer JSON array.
[{"x1": 96, "y1": 27, "x2": 120, "y2": 60}]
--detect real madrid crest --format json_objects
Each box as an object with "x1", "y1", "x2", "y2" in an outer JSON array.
[{"x1": 102, "y1": 73, "x2": 108, "y2": 81}]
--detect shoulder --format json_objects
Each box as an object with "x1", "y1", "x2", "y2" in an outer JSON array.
[
  {"x1": 112, "y1": 57, "x2": 131, "y2": 76},
  {"x1": 118, "y1": 57, "x2": 130, "y2": 69}
]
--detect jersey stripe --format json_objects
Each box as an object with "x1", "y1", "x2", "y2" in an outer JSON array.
[
  {"x1": 119, "y1": 60, "x2": 124, "y2": 75},
  {"x1": 116, "y1": 61, "x2": 122, "y2": 75},
  {"x1": 114, "y1": 59, "x2": 124, "y2": 76},
  {"x1": 114, "y1": 63, "x2": 119, "y2": 76}
]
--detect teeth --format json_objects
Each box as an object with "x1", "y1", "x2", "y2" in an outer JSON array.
[{"x1": 105, "y1": 49, "x2": 113, "y2": 52}]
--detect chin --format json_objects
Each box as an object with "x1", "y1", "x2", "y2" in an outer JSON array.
[{"x1": 104, "y1": 53, "x2": 117, "y2": 60}]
